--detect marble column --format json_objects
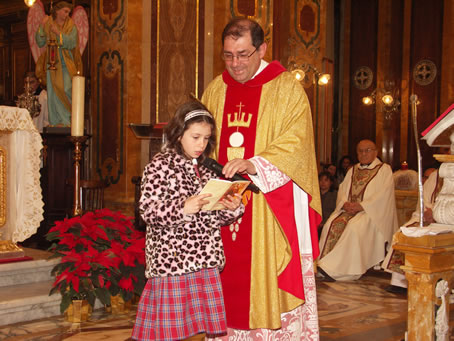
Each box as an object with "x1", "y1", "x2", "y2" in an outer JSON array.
[{"x1": 394, "y1": 232, "x2": 454, "y2": 340}]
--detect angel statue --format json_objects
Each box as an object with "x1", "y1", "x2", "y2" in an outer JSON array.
[{"x1": 27, "y1": 0, "x2": 89, "y2": 127}]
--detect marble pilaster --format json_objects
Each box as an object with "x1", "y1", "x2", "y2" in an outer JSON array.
[{"x1": 394, "y1": 232, "x2": 454, "y2": 340}]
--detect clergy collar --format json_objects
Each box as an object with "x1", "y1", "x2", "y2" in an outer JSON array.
[
  {"x1": 222, "y1": 61, "x2": 286, "y2": 87},
  {"x1": 251, "y1": 59, "x2": 269, "y2": 80},
  {"x1": 358, "y1": 158, "x2": 380, "y2": 169}
]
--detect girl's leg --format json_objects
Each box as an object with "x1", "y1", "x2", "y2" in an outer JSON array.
[{"x1": 183, "y1": 332, "x2": 206, "y2": 341}]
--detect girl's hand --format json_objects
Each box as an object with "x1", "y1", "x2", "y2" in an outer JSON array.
[
  {"x1": 184, "y1": 193, "x2": 212, "y2": 214},
  {"x1": 219, "y1": 193, "x2": 242, "y2": 211}
]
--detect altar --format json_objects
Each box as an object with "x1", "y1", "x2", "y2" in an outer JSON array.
[
  {"x1": 0, "y1": 106, "x2": 43, "y2": 252},
  {"x1": 395, "y1": 102, "x2": 454, "y2": 340}
]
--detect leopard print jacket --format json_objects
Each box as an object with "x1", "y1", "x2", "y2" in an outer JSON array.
[{"x1": 140, "y1": 150, "x2": 245, "y2": 278}]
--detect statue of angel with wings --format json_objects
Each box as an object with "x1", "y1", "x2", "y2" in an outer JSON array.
[{"x1": 27, "y1": 0, "x2": 89, "y2": 127}]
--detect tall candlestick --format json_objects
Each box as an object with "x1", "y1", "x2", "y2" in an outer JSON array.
[{"x1": 71, "y1": 75, "x2": 85, "y2": 136}]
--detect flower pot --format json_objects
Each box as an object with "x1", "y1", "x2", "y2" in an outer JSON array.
[
  {"x1": 110, "y1": 294, "x2": 132, "y2": 314},
  {"x1": 65, "y1": 299, "x2": 92, "y2": 323}
]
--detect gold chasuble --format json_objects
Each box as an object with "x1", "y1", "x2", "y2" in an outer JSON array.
[{"x1": 202, "y1": 61, "x2": 321, "y2": 330}]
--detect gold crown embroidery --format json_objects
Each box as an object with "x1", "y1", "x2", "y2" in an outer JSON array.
[{"x1": 227, "y1": 102, "x2": 252, "y2": 128}]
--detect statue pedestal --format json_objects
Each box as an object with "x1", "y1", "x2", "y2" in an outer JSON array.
[{"x1": 394, "y1": 231, "x2": 454, "y2": 340}]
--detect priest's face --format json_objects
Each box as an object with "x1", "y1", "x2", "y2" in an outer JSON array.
[
  {"x1": 356, "y1": 140, "x2": 377, "y2": 165},
  {"x1": 222, "y1": 34, "x2": 266, "y2": 84}
]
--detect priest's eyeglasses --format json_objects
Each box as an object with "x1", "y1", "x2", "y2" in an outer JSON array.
[
  {"x1": 357, "y1": 148, "x2": 376, "y2": 154},
  {"x1": 222, "y1": 48, "x2": 257, "y2": 62}
]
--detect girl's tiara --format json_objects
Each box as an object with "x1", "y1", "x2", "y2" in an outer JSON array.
[{"x1": 184, "y1": 109, "x2": 213, "y2": 122}]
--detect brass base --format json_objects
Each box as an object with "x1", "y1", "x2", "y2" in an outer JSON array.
[
  {"x1": 433, "y1": 154, "x2": 454, "y2": 163},
  {"x1": 65, "y1": 299, "x2": 92, "y2": 323},
  {"x1": 0, "y1": 240, "x2": 25, "y2": 259}
]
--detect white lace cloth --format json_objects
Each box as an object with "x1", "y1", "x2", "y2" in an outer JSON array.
[{"x1": 0, "y1": 106, "x2": 44, "y2": 242}]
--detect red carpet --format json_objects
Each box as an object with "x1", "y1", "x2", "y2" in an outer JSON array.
[{"x1": 0, "y1": 256, "x2": 33, "y2": 264}]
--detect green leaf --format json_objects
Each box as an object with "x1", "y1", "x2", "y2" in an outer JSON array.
[
  {"x1": 60, "y1": 293, "x2": 72, "y2": 314},
  {"x1": 87, "y1": 291, "x2": 96, "y2": 307},
  {"x1": 95, "y1": 287, "x2": 111, "y2": 305}
]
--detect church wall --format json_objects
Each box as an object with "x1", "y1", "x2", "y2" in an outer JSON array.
[
  {"x1": 343, "y1": 0, "x2": 451, "y2": 171},
  {"x1": 405, "y1": 0, "x2": 444, "y2": 170},
  {"x1": 346, "y1": 0, "x2": 378, "y2": 161},
  {"x1": 440, "y1": 0, "x2": 454, "y2": 112},
  {"x1": 92, "y1": 0, "x2": 143, "y2": 215}
]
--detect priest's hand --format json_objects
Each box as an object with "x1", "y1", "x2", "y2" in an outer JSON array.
[
  {"x1": 342, "y1": 202, "x2": 364, "y2": 215},
  {"x1": 423, "y1": 208, "x2": 435, "y2": 224},
  {"x1": 222, "y1": 159, "x2": 256, "y2": 178},
  {"x1": 219, "y1": 193, "x2": 242, "y2": 211}
]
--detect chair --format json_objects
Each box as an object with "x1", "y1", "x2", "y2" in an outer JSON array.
[
  {"x1": 395, "y1": 189, "x2": 418, "y2": 226},
  {"x1": 66, "y1": 178, "x2": 106, "y2": 214},
  {"x1": 80, "y1": 179, "x2": 106, "y2": 212}
]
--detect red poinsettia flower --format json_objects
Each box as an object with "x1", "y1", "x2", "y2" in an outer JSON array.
[
  {"x1": 47, "y1": 208, "x2": 146, "y2": 308},
  {"x1": 118, "y1": 275, "x2": 136, "y2": 292},
  {"x1": 80, "y1": 221, "x2": 109, "y2": 242},
  {"x1": 54, "y1": 268, "x2": 81, "y2": 292}
]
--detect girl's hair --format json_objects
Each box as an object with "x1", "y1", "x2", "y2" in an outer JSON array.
[
  {"x1": 319, "y1": 171, "x2": 334, "y2": 182},
  {"x1": 337, "y1": 155, "x2": 353, "y2": 176},
  {"x1": 163, "y1": 101, "x2": 216, "y2": 160},
  {"x1": 319, "y1": 171, "x2": 335, "y2": 191}
]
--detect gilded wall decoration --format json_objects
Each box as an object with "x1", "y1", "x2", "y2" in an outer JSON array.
[
  {"x1": 0, "y1": 146, "x2": 5, "y2": 227},
  {"x1": 288, "y1": 0, "x2": 321, "y2": 59},
  {"x1": 97, "y1": 0, "x2": 125, "y2": 35},
  {"x1": 96, "y1": 50, "x2": 124, "y2": 185},
  {"x1": 230, "y1": 0, "x2": 273, "y2": 61},
  {"x1": 157, "y1": 0, "x2": 198, "y2": 122}
]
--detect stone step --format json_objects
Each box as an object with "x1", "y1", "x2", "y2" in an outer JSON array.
[
  {"x1": 0, "y1": 248, "x2": 62, "y2": 326},
  {"x1": 0, "y1": 256, "x2": 59, "y2": 287},
  {"x1": 0, "y1": 280, "x2": 61, "y2": 326}
]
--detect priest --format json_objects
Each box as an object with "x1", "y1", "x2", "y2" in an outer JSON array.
[
  {"x1": 202, "y1": 18, "x2": 321, "y2": 339},
  {"x1": 318, "y1": 139, "x2": 398, "y2": 281}
]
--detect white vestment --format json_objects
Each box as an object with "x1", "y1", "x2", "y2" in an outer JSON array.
[{"x1": 318, "y1": 158, "x2": 398, "y2": 281}]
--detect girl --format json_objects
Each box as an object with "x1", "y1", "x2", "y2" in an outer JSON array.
[{"x1": 132, "y1": 101, "x2": 244, "y2": 341}]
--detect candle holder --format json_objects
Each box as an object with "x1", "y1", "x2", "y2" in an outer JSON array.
[
  {"x1": 47, "y1": 38, "x2": 57, "y2": 70},
  {"x1": 69, "y1": 136, "x2": 88, "y2": 217}
]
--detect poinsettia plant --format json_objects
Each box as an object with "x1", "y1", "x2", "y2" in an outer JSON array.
[{"x1": 46, "y1": 208, "x2": 146, "y2": 313}]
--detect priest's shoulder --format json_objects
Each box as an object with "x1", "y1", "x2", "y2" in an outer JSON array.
[{"x1": 203, "y1": 74, "x2": 225, "y2": 94}]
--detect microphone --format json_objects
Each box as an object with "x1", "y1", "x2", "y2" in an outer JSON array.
[{"x1": 201, "y1": 157, "x2": 260, "y2": 193}]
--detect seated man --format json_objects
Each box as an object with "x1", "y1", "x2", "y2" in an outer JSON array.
[
  {"x1": 318, "y1": 139, "x2": 399, "y2": 281},
  {"x1": 383, "y1": 148, "x2": 449, "y2": 293}
]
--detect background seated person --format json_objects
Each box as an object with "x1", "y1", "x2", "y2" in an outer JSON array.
[
  {"x1": 422, "y1": 167, "x2": 436, "y2": 184},
  {"x1": 336, "y1": 155, "x2": 353, "y2": 184},
  {"x1": 383, "y1": 148, "x2": 450, "y2": 293},
  {"x1": 317, "y1": 140, "x2": 398, "y2": 281},
  {"x1": 22, "y1": 72, "x2": 49, "y2": 132},
  {"x1": 318, "y1": 171, "x2": 337, "y2": 237}
]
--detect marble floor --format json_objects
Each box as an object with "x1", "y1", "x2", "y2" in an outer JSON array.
[{"x1": 0, "y1": 269, "x2": 452, "y2": 340}]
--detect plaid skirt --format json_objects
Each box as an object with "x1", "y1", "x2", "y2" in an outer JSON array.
[{"x1": 132, "y1": 268, "x2": 227, "y2": 341}]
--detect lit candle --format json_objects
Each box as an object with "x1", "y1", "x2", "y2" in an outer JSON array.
[{"x1": 71, "y1": 74, "x2": 85, "y2": 136}]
